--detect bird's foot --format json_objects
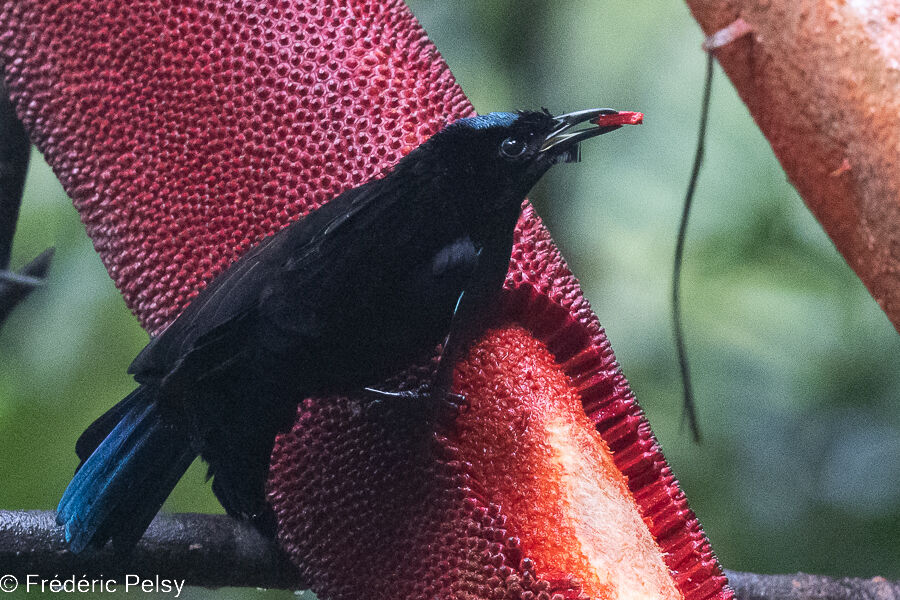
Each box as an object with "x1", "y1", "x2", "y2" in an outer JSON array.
[
  {"x1": 362, "y1": 386, "x2": 425, "y2": 403},
  {"x1": 362, "y1": 385, "x2": 467, "y2": 425}
]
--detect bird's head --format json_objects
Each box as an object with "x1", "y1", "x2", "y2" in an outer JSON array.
[{"x1": 410, "y1": 108, "x2": 642, "y2": 229}]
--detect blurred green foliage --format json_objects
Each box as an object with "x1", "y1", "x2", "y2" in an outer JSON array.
[{"x1": 0, "y1": 1, "x2": 897, "y2": 597}]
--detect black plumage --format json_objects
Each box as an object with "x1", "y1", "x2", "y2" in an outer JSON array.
[{"x1": 57, "y1": 108, "x2": 632, "y2": 552}]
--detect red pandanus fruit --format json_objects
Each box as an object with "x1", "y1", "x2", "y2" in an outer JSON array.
[{"x1": 0, "y1": 1, "x2": 731, "y2": 598}]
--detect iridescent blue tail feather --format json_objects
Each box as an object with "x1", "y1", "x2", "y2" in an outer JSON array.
[{"x1": 56, "y1": 387, "x2": 194, "y2": 552}]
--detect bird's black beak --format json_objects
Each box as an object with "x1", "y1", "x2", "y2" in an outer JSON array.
[{"x1": 540, "y1": 108, "x2": 643, "y2": 157}]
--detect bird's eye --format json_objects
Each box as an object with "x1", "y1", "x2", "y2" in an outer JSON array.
[{"x1": 499, "y1": 136, "x2": 527, "y2": 159}]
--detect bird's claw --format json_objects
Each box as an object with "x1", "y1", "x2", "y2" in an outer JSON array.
[
  {"x1": 362, "y1": 386, "x2": 424, "y2": 403},
  {"x1": 433, "y1": 391, "x2": 468, "y2": 425},
  {"x1": 440, "y1": 391, "x2": 467, "y2": 412},
  {"x1": 362, "y1": 385, "x2": 467, "y2": 424}
]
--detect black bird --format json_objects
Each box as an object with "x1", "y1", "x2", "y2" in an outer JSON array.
[{"x1": 57, "y1": 108, "x2": 640, "y2": 552}]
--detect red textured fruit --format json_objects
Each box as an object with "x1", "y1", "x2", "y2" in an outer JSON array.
[
  {"x1": 0, "y1": 1, "x2": 732, "y2": 599},
  {"x1": 593, "y1": 112, "x2": 644, "y2": 127}
]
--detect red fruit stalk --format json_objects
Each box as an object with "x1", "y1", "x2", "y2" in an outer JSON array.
[
  {"x1": 687, "y1": 0, "x2": 900, "y2": 331},
  {"x1": 1, "y1": 1, "x2": 731, "y2": 598}
]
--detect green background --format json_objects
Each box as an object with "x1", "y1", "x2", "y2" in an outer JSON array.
[{"x1": 1, "y1": 1, "x2": 897, "y2": 597}]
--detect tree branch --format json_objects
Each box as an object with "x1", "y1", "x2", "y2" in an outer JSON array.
[
  {"x1": 0, "y1": 510, "x2": 303, "y2": 590},
  {"x1": 0, "y1": 79, "x2": 29, "y2": 271},
  {"x1": 0, "y1": 79, "x2": 53, "y2": 330},
  {"x1": 0, "y1": 247, "x2": 53, "y2": 326},
  {"x1": 725, "y1": 571, "x2": 900, "y2": 600},
  {"x1": 2, "y1": 510, "x2": 897, "y2": 599}
]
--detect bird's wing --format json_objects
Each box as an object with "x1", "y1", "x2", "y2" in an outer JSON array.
[
  {"x1": 430, "y1": 230, "x2": 513, "y2": 395},
  {"x1": 128, "y1": 179, "x2": 384, "y2": 382}
]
